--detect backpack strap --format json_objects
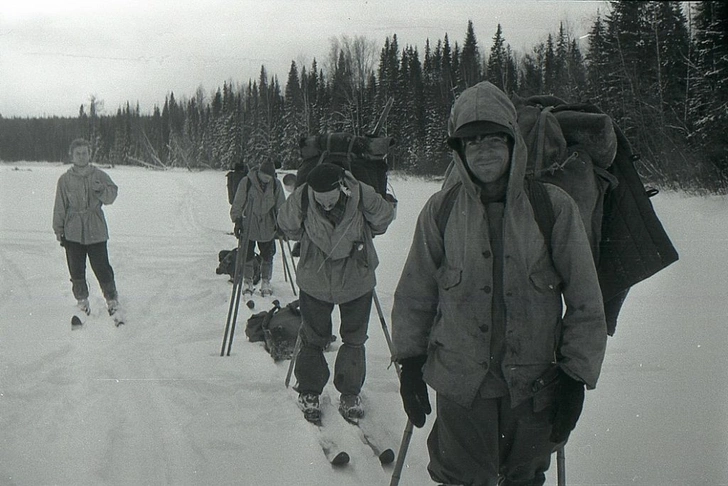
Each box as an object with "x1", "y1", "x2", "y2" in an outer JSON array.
[
  {"x1": 524, "y1": 177, "x2": 555, "y2": 254},
  {"x1": 434, "y1": 179, "x2": 555, "y2": 255},
  {"x1": 434, "y1": 182, "x2": 463, "y2": 236}
]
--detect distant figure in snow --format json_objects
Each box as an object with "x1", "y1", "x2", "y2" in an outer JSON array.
[
  {"x1": 230, "y1": 159, "x2": 285, "y2": 297},
  {"x1": 53, "y1": 138, "x2": 122, "y2": 324},
  {"x1": 226, "y1": 159, "x2": 249, "y2": 206}
]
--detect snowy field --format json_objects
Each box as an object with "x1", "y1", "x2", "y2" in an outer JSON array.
[{"x1": 0, "y1": 162, "x2": 726, "y2": 486}]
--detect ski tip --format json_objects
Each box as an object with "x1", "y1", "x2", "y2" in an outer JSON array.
[
  {"x1": 379, "y1": 448, "x2": 396, "y2": 465},
  {"x1": 331, "y1": 451, "x2": 350, "y2": 466}
]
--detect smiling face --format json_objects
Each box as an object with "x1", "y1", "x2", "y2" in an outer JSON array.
[
  {"x1": 462, "y1": 133, "x2": 511, "y2": 184},
  {"x1": 70, "y1": 145, "x2": 91, "y2": 167},
  {"x1": 313, "y1": 188, "x2": 341, "y2": 211}
]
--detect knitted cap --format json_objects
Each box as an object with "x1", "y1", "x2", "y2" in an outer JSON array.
[
  {"x1": 260, "y1": 160, "x2": 276, "y2": 177},
  {"x1": 307, "y1": 163, "x2": 345, "y2": 192}
]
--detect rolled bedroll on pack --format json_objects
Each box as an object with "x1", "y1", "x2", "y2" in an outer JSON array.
[{"x1": 514, "y1": 94, "x2": 679, "y2": 335}]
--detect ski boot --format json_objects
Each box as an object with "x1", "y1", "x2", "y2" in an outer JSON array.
[
  {"x1": 242, "y1": 279, "x2": 255, "y2": 296},
  {"x1": 338, "y1": 394, "x2": 364, "y2": 423},
  {"x1": 297, "y1": 392, "x2": 321, "y2": 425},
  {"x1": 260, "y1": 279, "x2": 272, "y2": 297},
  {"x1": 71, "y1": 298, "x2": 91, "y2": 329},
  {"x1": 107, "y1": 299, "x2": 125, "y2": 327}
]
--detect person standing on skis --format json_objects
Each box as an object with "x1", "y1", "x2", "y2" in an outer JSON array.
[
  {"x1": 230, "y1": 159, "x2": 285, "y2": 297},
  {"x1": 277, "y1": 163, "x2": 394, "y2": 423},
  {"x1": 53, "y1": 138, "x2": 122, "y2": 325},
  {"x1": 391, "y1": 81, "x2": 608, "y2": 485}
]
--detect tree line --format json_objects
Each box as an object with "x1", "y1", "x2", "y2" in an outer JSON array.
[{"x1": 1, "y1": 1, "x2": 725, "y2": 193}]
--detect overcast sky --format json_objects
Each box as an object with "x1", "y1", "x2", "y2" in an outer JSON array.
[{"x1": 1, "y1": 0, "x2": 609, "y2": 118}]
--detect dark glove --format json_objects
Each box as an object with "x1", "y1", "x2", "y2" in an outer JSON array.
[
  {"x1": 399, "y1": 355, "x2": 431, "y2": 428},
  {"x1": 549, "y1": 369, "x2": 585, "y2": 444},
  {"x1": 57, "y1": 234, "x2": 66, "y2": 247},
  {"x1": 234, "y1": 218, "x2": 244, "y2": 239}
]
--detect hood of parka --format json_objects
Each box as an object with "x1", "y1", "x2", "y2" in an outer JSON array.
[{"x1": 446, "y1": 81, "x2": 528, "y2": 201}]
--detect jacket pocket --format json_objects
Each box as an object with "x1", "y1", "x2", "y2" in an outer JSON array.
[
  {"x1": 529, "y1": 268, "x2": 562, "y2": 294},
  {"x1": 435, "y1": 265, "x2": 462, "y2": 291}
]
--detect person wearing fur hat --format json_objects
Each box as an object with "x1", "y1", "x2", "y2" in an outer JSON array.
[
  {"x1": 53, "y1": 138, "x2": 123, "y2": 326},
  {"x1": 391, "y1": 82, "x2": 607, "y2": 485},
  {"x1": 277, "y1": 163, "x2": 395, "y2": 423},
  {"x1": 230, "y1": 159, "x2": 285, "y2": 296}
]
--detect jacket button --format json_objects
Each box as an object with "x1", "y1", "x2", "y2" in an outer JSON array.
[
  {"x1": 482, "y1": 250, "x2": 491, "y2": 258},
  {"x1": 482, "y1": 286, "x2": 492, "y2": 294},
  {"x1": 479, "y1": 324, "x2": 489, "y2": 332}
]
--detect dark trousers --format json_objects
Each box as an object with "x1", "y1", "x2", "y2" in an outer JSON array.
[
  {"x1": 294, "y1": 290, "x2": 373, "y2": 396},
  {"x1": 427, "y1": 393, "x2": 554, "y2": 486},
  {"x1": 245, "y1": 239, "x2": 275, "y2": 281},
  {"x1": 64, "y1": 240, "x2": 116, "y2": 301}
]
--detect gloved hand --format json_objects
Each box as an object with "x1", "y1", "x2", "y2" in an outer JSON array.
[
  {"x1": 92, "y1": 179, "x2": 104, "y2": 193},
  {"x1": 549, "y1": 369, "x2": 585, "y2": 444},
  {"x1": 398, "y1": 355, "x2": 431, "y2": 428},
  {"x1": 234, "y1": 218, "x2": 244, "y2": 239},
  {"x1": 56, "y1": 233, "x2": 66, "y2": 247},
  {"x1": 275, "y1": 227, "x2": 287, "y2": 241}
]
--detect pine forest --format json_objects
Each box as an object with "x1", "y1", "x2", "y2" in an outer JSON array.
[{"x1": 1, "y1": 1, "x2": 726, "y2": 193}]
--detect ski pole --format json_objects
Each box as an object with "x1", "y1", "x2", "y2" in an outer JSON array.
[
  {"x1": 279, "y1": 239, "x2": 297, "y2": 296},
  {"x1": 221, "y1": 198, "x2": 253, "y2": 356},
  {"x1": 284, "y1": 329, "x2": 303, "y2": 388},
  {"x1": 371, "y1": 290, "x2": 416, "y2": 486},
  {"x1": 557, "y1": 446, "x2": 566, "y2": 486}
]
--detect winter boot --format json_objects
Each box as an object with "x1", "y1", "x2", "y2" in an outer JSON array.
[
  {"x1": 260, "y1": 279, "x2": 272, "y2": 297},
  {"x1": 106, "y1": 298, "x2": 125, "y2": 326},
  {"x1": 297, "y1": 392, "x2": 321, "y2": 424},
  {"x1": 72, "y1": 298, "x2": 91, "y2": 328},
  {"x1": 243, "y1": 278, "x2": 255, "y2": 295},
  {"x1": 338, "y1": 394, "x2": 364, "y2": 423}
]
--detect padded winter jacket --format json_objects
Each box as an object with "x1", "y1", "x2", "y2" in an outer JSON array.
[
  {"x1": 52, "y1": 165, "x2": 118, "y2": 245},
  {"x1": 230, "y1": 171, "x2": 285, "y2": 242},
  {"x1": 277, "y1": 172, "x2": 394, "y2": 304},
  {"x1": 392, "y1": 82, "x2": 608, "y2": 409}
]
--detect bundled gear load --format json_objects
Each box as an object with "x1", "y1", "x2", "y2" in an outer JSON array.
[
  {"x1": 245, "y1": 299, "x2": 303, "y2": 361},
  {"x1": 512, "y1": 94, "x2": 679, "y2": 334},
  {"x1": 296, "y1": 97, "x2": 397, "y2": 206}
]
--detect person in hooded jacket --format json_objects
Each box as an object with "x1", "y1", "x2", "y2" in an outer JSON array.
[
  {"x1": 391, "y1": 82, "x2": 608, "y2": 485},
  {"x1": 277, "y1": 163, "x2": 395, "y2": 423},
  {"x1": 53, "y1": 138, "x2": 121, "y2": 323},
  {"x1": 230, "y1": 160, "x2": 285, "y2": 296}
]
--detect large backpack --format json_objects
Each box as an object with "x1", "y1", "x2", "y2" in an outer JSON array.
[
  {"x1": 513, "y1": 94, "x2": 678, "y2": 334},
  {"x1": 297, "y1": 132, "x2": 396, "y2": 202}
]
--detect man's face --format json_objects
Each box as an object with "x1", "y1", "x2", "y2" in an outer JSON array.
[
  {"x1": 463, "y1": 133, "x2": 510, "y2": 184},
  {"x1": 258, "y1": 172, "x2": 273, "y2": 183},
  {"x1": 71, "y1": 145, "x2": 91, "y2": 166},
  {"x1": 313, "y1": 188, "x2": 340, "y2": 211}
]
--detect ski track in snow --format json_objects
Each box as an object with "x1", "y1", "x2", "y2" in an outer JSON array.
[{"x1": 0, "y1": 162, "x2": 726, "y2": 485}]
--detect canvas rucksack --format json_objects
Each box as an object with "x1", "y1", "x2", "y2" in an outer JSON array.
[
  {"x1": 244, "y1": 300, "x2": 302, "y2": 361},
  {"x1": 512, "y1": 94, "x2": 678, "y2": 334}
]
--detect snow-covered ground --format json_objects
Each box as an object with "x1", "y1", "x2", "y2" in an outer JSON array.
[{"x1": 0, "y1": 162, "x2": 726, "y2": 486}]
